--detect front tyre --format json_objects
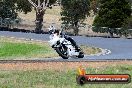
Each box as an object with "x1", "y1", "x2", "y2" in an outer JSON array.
[{"x1": 55, "y1": 46, "x2": 69, "y2": 59}]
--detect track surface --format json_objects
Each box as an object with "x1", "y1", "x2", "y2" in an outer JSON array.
[{"x1": 0, "y1": 31, "x2": 132, "y2": 61}]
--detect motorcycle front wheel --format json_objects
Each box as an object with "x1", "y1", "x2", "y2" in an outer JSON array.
[{"x1": 55, "y1": 46, "x2": 69, "y2": 59}]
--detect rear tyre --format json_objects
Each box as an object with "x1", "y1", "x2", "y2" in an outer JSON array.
[
  {"x1": 55, "y1": 46, "x2": 69, "y2": 59},
  {"x1": 78, "y1": 52, "x2": 84, "y2": 58}
]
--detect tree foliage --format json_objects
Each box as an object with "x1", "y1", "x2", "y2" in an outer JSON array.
[
  {"x1": 26, "y1": 0, "x2": 57, "y2": 33},
  {"x1": 0, "y1": 0, "x2": 57, "y2": 18},
  {"x1": 16, "y1": 0, "x2": 32, "y2": 14},
  {"x1": 92, "y1": 0, "x2": 131, "y2": 37},
  {"x1": 0, "y1": 0, "x2": 57, "y2": 32},
  {"x1": 90, "y1": 0, "x2": 99, "y2": 15},
  {"x1": 61, "y1": 0, "x2": 90, "y2": 35},
  {"x1": 0, "y1": 0, "x2": 17, "y2": 19}
]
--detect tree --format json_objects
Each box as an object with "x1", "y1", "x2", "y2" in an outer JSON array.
[
  {"x1": 16, "y1": 0, "x2": 32, "y2": 14},
  {"x1": 93, "y1": 0, "x2": 131, "y2": 37},
  {"x1": 0, "y1": 0, "x2": 32, "y2": 28},
  {"x1": 0, "y1": 0, "x2": 57, "y2": 33},
  {"x1": 0, "y1": 0, "x2": 17, "y2": 19},
  {"x1": 0, "y1": 0, "x2": 18, "y2": 28},
  {"x1": 90, "y1": 0, "x2": 99, "y2": 15},
  {"x1": 61, "y1": 0, "x2": 90, "y2": 35},
  {"x1": 0, "y1": 0, "x2": 33, "y2": 19},
  {"x1": 27, "y1": 0, "x2": 56, "y2": 33}
]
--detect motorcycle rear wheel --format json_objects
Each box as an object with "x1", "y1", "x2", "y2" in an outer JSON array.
[{"x1": 78, "y1": 51, "x2": 84, "y2": 58}]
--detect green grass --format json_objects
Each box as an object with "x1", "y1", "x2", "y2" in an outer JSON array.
[
  {"x1": 0, "y1": 37, "x2": 101, "y2": 59},
  {"x1": 0, "y1": 65, "x2": 131, "y2": 88},
  {"x1": 0, "y1": 41, "x2": 58, "y2": 59},
  {"x1": 0, "y1": 42, "x2": 44, "y2": 57}
]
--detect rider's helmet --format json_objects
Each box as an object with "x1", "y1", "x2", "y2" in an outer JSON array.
[
  {"x1": 54, "y1": 30, "x2": 59, "y2": 35},
  {"x1": 48, "y1": 25, "x2": 55, "y2": 34}
]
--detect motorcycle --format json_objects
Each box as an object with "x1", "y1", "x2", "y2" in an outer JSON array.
[{"x1": 48, "y1": 25, "x2": 84, "y2": 59}]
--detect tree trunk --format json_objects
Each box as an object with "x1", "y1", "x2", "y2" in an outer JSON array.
[
  {"x1": 35, "y1": 10, "x2": 45, "y2": 33},
  {"x1": 73, "y1": 21, "x2": 79, "y2": 36}
]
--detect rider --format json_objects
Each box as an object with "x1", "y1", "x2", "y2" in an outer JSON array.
[
  {"x1": 49, "y1": 25, "x2": 81, "y2": 51},
  {"x1": 64, "y1": 36, "x2": 81, "y2": 51},
  {"x1": 54, "y1": 29, "x2": 81, "y2": 51}
]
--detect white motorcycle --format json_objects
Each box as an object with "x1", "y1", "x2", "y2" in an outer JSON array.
[{"x1": 48, "y1": 25, "x2": 84, "y2": 59}]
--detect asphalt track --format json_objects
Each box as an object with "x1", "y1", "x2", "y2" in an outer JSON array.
[{"x1": 0, "y1": 31, "x2": 132, "y2": 61}]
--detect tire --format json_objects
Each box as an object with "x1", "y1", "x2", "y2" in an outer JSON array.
[
  {"x1": 78, "y1": 51, "x2": 84, "y2": 58},
  {"x1": 55, "y1": 46, "x2": 69, "y2": 59}
]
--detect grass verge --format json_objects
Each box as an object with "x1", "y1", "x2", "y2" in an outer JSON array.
[
  {"x1": 80, "y1": 45, "x2": 101, "y2": 55},
  {"x1": 0, "y1": 63, "x2": 131, "y2": 88},
  {"x1": 0, "y1": 36, "x2": 101, "y2": 60},
  {"x1": 0, "y1": 37, "x2": 58, "y2": 59}
]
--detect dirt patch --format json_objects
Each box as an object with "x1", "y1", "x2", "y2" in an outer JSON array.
[{"x1": 0, "y1": 61, "x2": 132, "y2": 71}]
